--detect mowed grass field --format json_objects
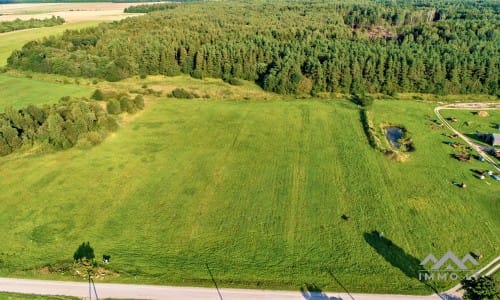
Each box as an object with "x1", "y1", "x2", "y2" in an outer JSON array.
[
  {"x1": 0, "y1": 74, "x2": 93, "y2": 109},
  {"x1": 0, "y1": 98, "x2": 498, "y2": 294},
  {"x1": 440, "y1": 109, "x2": 500, "y2": 148}
]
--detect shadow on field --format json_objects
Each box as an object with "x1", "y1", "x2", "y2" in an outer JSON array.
[
  {"x1": 300, "y1": 283, "x2": 341, "y2": 300},
  {"x1": 364, "y1": 231, "x2": 421, "y2": 280},
  {"x1": 363, "y1": 231, "x2": 444, "y2": 296},
  {"x1": 436, "y1": 294, "x2": 462, "y2": 300}
]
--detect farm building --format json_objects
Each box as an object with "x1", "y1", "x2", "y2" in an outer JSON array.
[{"x1": 478, "y1": 133, "x2": 500, "y2": 146}]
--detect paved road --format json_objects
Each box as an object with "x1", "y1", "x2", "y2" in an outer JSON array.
[
  {"x1": 434, "y1": 102, "x2": 500, "y2": 171},
  {"x1": 0, "y1": 277, "x2": 456, "y2": 300}
]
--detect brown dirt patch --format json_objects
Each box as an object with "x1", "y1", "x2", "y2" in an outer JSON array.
[{"x1": 0, "y1": 3, "x2": 145, "y2": 23}]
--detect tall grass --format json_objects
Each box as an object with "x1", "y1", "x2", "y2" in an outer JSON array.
[{"x1": 0, "y1": 99, "x2": 497, "y2": 294}]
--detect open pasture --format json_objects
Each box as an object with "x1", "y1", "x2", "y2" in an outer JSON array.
[
  {"x1": 0, "y1": 98, "x2": 497, "y2": 294},
  {"x1": 0, "y1": 74, "x2": 92, "y2": 109}
]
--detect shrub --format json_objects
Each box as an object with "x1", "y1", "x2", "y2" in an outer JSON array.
[
  {"x1": 171, "y1": 88, "x2": 194, "y2": 99},
  {"x1": 106, "y1": 99, "x2": 121, "y2": 115},
  {"x1": 77, "y1": 131, "x2": 103, "y2": 148},
  {"x1": 134, "y1": 95, "x2": 145, "y2": 110},
  {"x1": 119, "y1": 96, "x2": 133, "y2": 113},
  {"x1": 228, "y1": 77, "x2": 244, "y2": 86},
  {"x1": 190, "y1": 70, "x2": 203, "y2": 79},
  {"x1": 91, "y1": 89, "x2": 104, "y2": 101},
  {"x1": 351, "y1": 94, "x2": 374, "y2": 107}
]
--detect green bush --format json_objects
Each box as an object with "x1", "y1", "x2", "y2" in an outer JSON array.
[
  {"x1": 91, "y1": 89, "x2": 104, "y2": 100},
  {"x1": 171, "y1": 88, "x2": 195, "y2": 99},
  {"x1": 228, "y1": 77, "x2": 244, "y2": 86},
  {"x1": 134, "y1": 95, "x2": 145, "y2": 110},
  {"x1": 190, "y1": 70, "x2": 203, "y2": 79},
  {"x1": 351, "y1": 94, "x2": 374, "y2": 107},
  {"x1": 106, "y1": 99, "x2": 121, "y2": 115}
]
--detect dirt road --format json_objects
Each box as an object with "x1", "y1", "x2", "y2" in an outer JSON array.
[{"x1": 434, "y1": 102, "x2": 499, "y2": 171}]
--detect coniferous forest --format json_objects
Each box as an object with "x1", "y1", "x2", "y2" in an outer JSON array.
[{"x1": 7, "y1": 0, "x2": 500, "y2": 96}]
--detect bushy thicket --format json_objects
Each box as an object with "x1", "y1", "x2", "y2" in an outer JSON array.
[
  {"x1": 0, "y1": 16, "x2": 64, "y2": 33},
  {"x1": 0, "y1": 98, "x2": 121, "y2": 156},
  {"x1": 171, "y1": 88, "x2": 198, "y2": 99},
  {"x1": 7, "y1": 1, "x2": 500, "y2": 95}
]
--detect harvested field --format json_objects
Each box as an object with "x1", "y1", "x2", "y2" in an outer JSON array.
[{"x1": 0, "y1": 3, "x2": 143, "y2": 23}]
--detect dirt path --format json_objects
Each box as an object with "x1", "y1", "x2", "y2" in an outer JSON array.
[
  {"x1": 434, "y1": 102, "x2": 500, "y2": 172},
  {"x1": 2, "y1": 255, "x2": 500, "y2": 300}
]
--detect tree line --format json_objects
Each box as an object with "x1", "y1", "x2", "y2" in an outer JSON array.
[
  {"x1": 0, "y1": 92, "x2": 144, "y2": 156},
  {"x1": 0, "y1": 16, "x2": 64, "y2": 34},
  {"x1": 7, "y1": 0, "x2": 499, "y2": 95},
  {"x1": 124, "y1": 3, "x2": 178, "y2": 14}
]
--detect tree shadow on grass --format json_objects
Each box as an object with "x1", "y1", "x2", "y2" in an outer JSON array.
[
  {"x1": 363, "y1": 231, "x2": 443, "y2": 296},
  {"x1": 300, "y1": 283, "x2": 342, "y2": 300},
  {"x1": 464, "y1": 133, "x2": 489, "y2": 145}
]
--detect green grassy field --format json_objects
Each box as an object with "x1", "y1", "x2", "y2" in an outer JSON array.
[
  {"x1": 0, "y1": 97, "x2": 498, "y2": 294},
  {"x1": 0, "y1": 293, "x2": 76, "y2": 300},
  {"x1": 0, "y1": 73, "x2": 93, "y2": 109},
  {"x1": 440, "y1": 109, "x2": 500, "y2": 148}
]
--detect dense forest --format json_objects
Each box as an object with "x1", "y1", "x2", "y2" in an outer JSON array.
[
  {"x1": 0, "y1": 93, "x2": 144, "y2": 156},
  {"x1": 0, "y1": 16, "x2": 64, "y2": 34},
  {"x1": 7, "y1": 0, "x2": 500, "y2": 95}
]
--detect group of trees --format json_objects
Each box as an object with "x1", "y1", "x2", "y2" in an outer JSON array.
[
  {"x1": 7, "y1": 1, "x2": 500, "y2": 95},
  {"x1": 0, "y1": 16, "x2": 64, "y2": 33},
  {"x1": 124, "y1": 3, "x2": 178, "y2": 13},
  {"x1": 0, "y1": 96, "x2": 123, "y2": 156}
]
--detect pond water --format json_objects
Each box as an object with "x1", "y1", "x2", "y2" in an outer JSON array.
[{"x1": 386, "y1": 127, "x2": 403, "y2": 149}]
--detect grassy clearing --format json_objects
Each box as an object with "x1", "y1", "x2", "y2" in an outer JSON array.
[
  {"x1": 0, "y1": 73, "x2": 92, "y2": 109},
  {"x1": 440, "y1": 109, "x2": 500, "y2": 145},
  {"x1": 0, "y1": 97, "x2": 497, "y2": 294},
  {"x1": 0, "y1": 293, "x2": 76, "y2": 300}
]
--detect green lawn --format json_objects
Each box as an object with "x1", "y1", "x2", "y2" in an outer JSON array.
[
  {"x1": 440, "y1": 109, "x2": 500, "y2": 145},
  {"x1": 440, "y1": 109, "x2": 499, "y2": 133},
  {"x1": 0, "y1": 98, "x2": 497, "y2": 294},
  {"x1": 0, "y1": 293, "x2": 76, "y2": 300},
  {"x1": 0, "y1": 74, "x2": 93, "y2": 109}
]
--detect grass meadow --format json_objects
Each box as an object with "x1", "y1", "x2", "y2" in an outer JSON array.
[
  {"x1": 0, "y1": 12, "x2": 498, "y2": 295},
  {"x1": 0, "y1": 293, "x2": 75, "y2": 300},
  {"x1": 440, "y1": 109, "x2": 500, "y2": 150},
  {"x1": 0, "y1": 73, "x2": 93, "y2": 109},
  {"x1": 0, "y1": 97, "x2": 498, "y2": 294}
]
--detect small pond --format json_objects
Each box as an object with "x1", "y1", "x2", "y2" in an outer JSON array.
[{"x1": 386, "y1": 127, "x2": 404, "y2": 149}]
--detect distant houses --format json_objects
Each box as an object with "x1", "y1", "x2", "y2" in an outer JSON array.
[{"x1": 477, "y1": 133, "x2": 500, "y2": 146}]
